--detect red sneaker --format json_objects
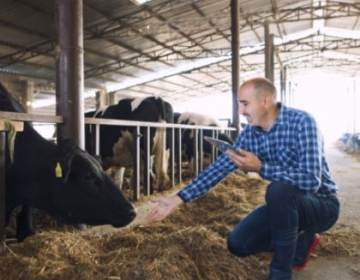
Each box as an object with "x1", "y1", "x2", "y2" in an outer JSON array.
[{"x1": 292, "y1": 233, "x2": 320, "y2": 271}]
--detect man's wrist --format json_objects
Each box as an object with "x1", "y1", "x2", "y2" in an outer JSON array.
[
  {"x1": 173, "y1": 194, "x2": 185, "y2": 206},
  {"x1": 176, "y1": 192, "x2": 188, "y2": 203}
]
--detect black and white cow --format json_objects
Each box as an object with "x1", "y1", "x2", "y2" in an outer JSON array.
[
  {"x1": 85, "y1": 96, "x2": 174, "y2": 191},
  {"x1": 0, "y1": 82, "x2": 136, "y2": 242},
  {"x1": 174, "y1": 112, "x2": 233, "y2": 172}
]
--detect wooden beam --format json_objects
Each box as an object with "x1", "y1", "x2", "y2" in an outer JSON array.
[{"x1": 0, "y1": 120, "x2": 24, "y2": 132}]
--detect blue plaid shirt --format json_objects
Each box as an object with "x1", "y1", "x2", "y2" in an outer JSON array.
[{"x1": 178, "y1": 103, "x2": 338, "y2": 203}]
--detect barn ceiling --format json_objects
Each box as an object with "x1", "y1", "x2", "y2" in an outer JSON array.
[{"x1": 0, "y1": 0, "x2": 360, "y2": 114}]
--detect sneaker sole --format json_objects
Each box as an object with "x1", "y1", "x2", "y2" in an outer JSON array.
[{"x1": 292, "y1": 233, "x2": 320, "y2": 271}]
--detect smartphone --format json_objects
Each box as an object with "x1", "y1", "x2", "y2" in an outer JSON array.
[{"x1": 204, "y1": 136, "x2": 238, "y2": 153}]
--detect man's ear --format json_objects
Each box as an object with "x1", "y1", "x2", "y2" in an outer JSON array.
[
  {"x1": 262, "y1": 93, "x2": 272, "y2": 107},
  {"x1": 260, "y1": 94, "x2": 268, "y2": 107}
]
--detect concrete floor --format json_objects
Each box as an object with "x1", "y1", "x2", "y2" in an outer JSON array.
[{"x1": 293, "y1": 146, "x2": 360, "y2": 280}]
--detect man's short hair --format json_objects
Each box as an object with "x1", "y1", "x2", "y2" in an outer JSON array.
[{"x1": 243, "y1": 77, "x2": 277, "y2": 101}]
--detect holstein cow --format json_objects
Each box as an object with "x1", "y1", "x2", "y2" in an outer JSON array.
[
  {"x1": 0, "y1": 83, "x2": 136, "y2": 242},
  {"x1": 174, "y1": 112, "x2": 233, "y2": 172},
  {"x1": 85, "y1": 96, "x2": 173, "y2": 191}
]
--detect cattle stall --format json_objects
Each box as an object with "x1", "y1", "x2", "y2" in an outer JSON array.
[{"x1": 85, "y1": 117, "x2": 236, "y2": 200}]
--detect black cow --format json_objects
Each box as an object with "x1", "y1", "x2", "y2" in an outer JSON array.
[
  {"x1": 85, "y1": 96, "x2": 174, "y2": 191},
  {"x1": 0, "y1": 83, "x2": 136, "y2": 242},
  {"x1": 174, "y1": 112, "x2": 233, "y2": 172}
]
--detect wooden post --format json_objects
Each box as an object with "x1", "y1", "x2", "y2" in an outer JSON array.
[{"x1": 55, "y1": 0, "x2": 85, "y2": 148}]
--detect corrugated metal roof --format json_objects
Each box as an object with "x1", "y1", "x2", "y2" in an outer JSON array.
[{"x1": 0, "y1": 0, "x2": 359, "y2": 114}]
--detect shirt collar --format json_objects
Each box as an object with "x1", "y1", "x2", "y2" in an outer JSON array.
[
  {"x1": 274, "y1": 102, "x2": 289, "y2": 126},
  {"x1": 252, "y1": 102, "x2": 288, "y2": 134}
]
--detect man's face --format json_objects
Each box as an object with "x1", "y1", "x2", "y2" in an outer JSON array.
[{"x1": 237, "y1": 84, "x2": 266, "y2": 127}]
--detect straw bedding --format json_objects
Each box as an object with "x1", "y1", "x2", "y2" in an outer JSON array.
[{"x1": 1, "y1": 173, "x2": 359, "y2": 280}]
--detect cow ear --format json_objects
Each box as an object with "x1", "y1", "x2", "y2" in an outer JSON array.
[
  {"x1": 55, "y1": 139, "x2": 79, "y2": 184},
  {"x1": 50, "y1": 157, "x2": 72, "y2": 184},
  {"x1": 53, "y1": 157, "x2": 74, "y2": 184}
]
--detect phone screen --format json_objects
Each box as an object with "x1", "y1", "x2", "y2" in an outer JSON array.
[
  {"x1": 204, "y1": 136, "x2": 237, "y2": 153},
  {"x1": 218, "y1": 142, "x2": 237, "y2": 153}
]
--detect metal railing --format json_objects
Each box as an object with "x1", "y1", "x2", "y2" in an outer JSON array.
[
  {"x1": 0, "y1": 111, "x2": 236, "y2": 202},
  {"x1": 85, "y1": 117, "x2": 236, "y2": 200}
]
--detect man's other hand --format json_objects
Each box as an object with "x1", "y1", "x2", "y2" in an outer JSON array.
[{"x1": 226, "y1": 149, "x2": 261, "y2": 173}]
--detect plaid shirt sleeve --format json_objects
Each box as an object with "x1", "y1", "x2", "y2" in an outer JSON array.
[
  {"x1": 177, "y1": 153, "x2": 238, "y2": 203},
  {"x1": 260, "y1": 115, "x2": 322, "y2": 192}
]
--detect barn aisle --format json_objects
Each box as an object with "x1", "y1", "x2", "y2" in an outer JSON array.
[
  {"x1": 326, "y1": 145, "x2": 360, "y2": 225},
  {"x1": 294, "y1": 145, "x2": 360, "y2": 280}
]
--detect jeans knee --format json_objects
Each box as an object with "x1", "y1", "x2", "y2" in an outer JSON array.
[
  {"x1": 266, "y1": 181, "x2": 297, "y2": 205},
  {"x1": 227, "y1": 233, "x2": 251, "y2": 257}
]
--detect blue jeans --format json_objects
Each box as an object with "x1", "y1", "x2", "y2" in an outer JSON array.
[{"x1": 227, "y1": 181, "x2": 340, "y2": 280}]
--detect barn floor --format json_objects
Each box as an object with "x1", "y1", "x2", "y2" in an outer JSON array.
[{"x1": 293, "y1": 146, "x2": 360, "y2": 280}]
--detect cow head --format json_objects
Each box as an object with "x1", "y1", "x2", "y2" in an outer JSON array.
[{"x1": 46, "y1": 140, "x2": 136, "y2": 228}]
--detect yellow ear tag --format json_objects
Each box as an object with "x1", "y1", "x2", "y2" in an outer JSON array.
[{"x1": 55, "y1": 162, "x2": 63, "y2": 178}]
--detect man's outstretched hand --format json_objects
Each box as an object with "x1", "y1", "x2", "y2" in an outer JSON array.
[{"x1": 146, "y1": 195, "x2": 184, "y2": 224}]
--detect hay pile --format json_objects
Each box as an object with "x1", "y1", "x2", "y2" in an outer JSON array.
[
  {"x1": 336, "y1": 133, "x2": 360, "y2": 158},
  {"x1": 1, "y1": 174, "x2": 360, "y2": 280}
]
